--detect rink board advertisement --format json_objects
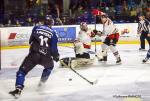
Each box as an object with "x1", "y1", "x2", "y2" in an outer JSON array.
[
  {"x1": 0, "y1": 27, "x2": 32, "y2": 46},
  {"x1": 0, "y1": 26, "x2": 76, "y2": 46},
  {"x1": 0, "y1": 23, "x2": 139, "y2": 47},
  {"x1": 7, "y1": 27, "x2": 32, "y2": 46},
  {"x1": 54, "y1": 27, "x2": 76, "y2": 42}
]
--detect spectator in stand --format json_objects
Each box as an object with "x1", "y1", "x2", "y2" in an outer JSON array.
[
  {"x1": 48, "y1": 1, "x2": 60, "y2": 18},
  {"x1": 96, "y1": 1, "x2": 107, "y2": 11},
  {"x1": 24, "y1": 17, "x2": 34, "y2": 26},
  {"x1": 73, "y1": 0, "x2": 91, "y2": 18},
  {"x1": 76, "y1": 0, "x2": 91, "y2": 10},
  {"x1": 15, "y1": 20, "x2": 22, "y2": 27},
  {"x1": 136, "y1": 7, "x2": 143, "y2": 16},
  {"x1": 62, "y1": 17, "x2": 68, "y2": 25},
  {"x1": 55, "y1": 18, "x2": 63, "y2": 25},
  {"x1": 130, "y1": 7, "x2": 137, "y2": 22},
  {"x1": 134, "y1": 0, "x2": 141, "y2": 6},
  {"x1": 107, "y1": 7, "x2": 116, "y2": 20},
  {"x1": 2, "y1": 0, "x2": 150, "y2": 25},
  {"x1": 69, "y1": 0, "x2": 78, "y2": 17},
  {"x1": 107, "y1": 0, "x2": 115, "y2": 7},
  {"x1": 146, "y1": 7, "x2": 150, "y2": 21},
  {"x1": 76, "y1": 5, "x2": 85, "y2": 17},
  {"x1": 5, "y1": 19, "x2": 13, "y2": 27}
]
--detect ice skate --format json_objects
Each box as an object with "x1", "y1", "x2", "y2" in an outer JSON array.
[
  {"x1": 142, "y1": 57, "x2": 149, "y2": 63},
  {"x1": 9, "y1": 88, "x2": 22, "y2": 98},
  {"x1": 116, "y1": 57, "x2": 121, "y2": 64},
  {"x1": 139, "y1": 48, "x2": 146, "y2": 51}
]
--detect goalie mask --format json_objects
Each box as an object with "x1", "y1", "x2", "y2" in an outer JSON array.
[{"x1": 80, "y1": 22, "x2": 88, "y2": 31}]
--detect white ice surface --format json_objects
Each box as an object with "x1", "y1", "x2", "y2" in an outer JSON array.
[{"x1": 0, "y1": 44, "x2": 150, "y2": 101}]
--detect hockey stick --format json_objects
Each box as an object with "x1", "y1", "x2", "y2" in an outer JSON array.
[
  {"x1": 94, "y1": 15, "x2": 97, "y2": 55},
  {"x1": 60, "y1": 60, "x2": 98, "y2": 85}
]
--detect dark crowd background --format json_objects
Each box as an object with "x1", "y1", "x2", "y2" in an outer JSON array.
[{"x1": 0, "y1": 0, "x2": 150, "y2": 27}]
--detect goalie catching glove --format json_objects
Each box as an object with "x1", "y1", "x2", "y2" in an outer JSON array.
[{"x1": 93, "y1": 29, "x2": 103, "y2": 36}]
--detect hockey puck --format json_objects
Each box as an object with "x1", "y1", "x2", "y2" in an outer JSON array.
[{"x1": 68, "y1": 78, "x2": 72, "y2": 81}]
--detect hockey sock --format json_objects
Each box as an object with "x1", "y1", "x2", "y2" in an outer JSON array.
[
  {"x1": 40, "y1": 68, "x2": 52, "y2": 83},
  {"x1": 15, "y1": 69, "x2": 26, "y2": 89},
  {"x1": 110, "y1": 45, "x2": 120, "y2": 59},
  {"x1": 101, "y1": 44, "x2": 109, "y2": 57}
]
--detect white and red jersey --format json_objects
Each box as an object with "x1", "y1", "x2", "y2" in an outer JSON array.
[
  {"x1": 77, "y1": 28, "x2": 94, "y2": 49},
  {"x1": 102, "y1": 18, "x2": 118, "y2": 36},
  {"x1": 102, "y1": 18, "x2": 119, "y2": 40}
]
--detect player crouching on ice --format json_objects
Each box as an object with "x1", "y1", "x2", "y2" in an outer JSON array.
[
  {"x1": 95, "y1": 14, "x2": 121, "y2": 64},
  {"x1": 9, "y1": 16, "x2": 59, "y2": 98},
  {"x1": 60, "y1": 22, "x2": 96, "y2": 68}
]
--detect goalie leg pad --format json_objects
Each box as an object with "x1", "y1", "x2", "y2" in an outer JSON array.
[
  {"x1": 75, "y1": 58, "x2": 94, "y2": 65},
  {"x1": 76, "y1": 52, "x2": 90, "y2": 59},
  {"x1": 74, "y1": 41, "x2": 85, "y2": 54},
  {"x1": 60, "y1": 57, "x2": 76, "y2": 68},
  {"x1": 60, "y1": 57, "x2": 94, "y2": 68}
]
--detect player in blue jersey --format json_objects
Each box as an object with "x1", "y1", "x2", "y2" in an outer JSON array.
[
  {"x1": 9, "y1": 15, "x2": 59, "y2": 98},
  {"x1": 143, "y1": 49, "x2": 150, "y2": 63}
]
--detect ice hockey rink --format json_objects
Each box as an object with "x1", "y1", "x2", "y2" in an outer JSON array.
[{"x1": 0, "y1": 44, "x2": 150, "y2": 101}]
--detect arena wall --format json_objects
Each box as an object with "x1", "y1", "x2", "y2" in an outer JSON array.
[{"x1": 0, "y1": 23, "x2": 140, "y2": 49}]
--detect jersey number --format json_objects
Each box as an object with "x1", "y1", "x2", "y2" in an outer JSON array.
[{"x1": 39, "y1": 36, "x2": 48, "y2": 47}]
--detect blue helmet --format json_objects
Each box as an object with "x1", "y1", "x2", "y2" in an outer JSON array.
[{"x1": 45, "y1": 15, "x2": 54, "y2": 26}]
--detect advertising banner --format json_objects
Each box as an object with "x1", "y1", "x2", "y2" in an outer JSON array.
[
  {"x1": 0, "y1": 23, "x2": 139, "y2": 47},
  {"x1": 0, "y1": 26, "x2": 76, "y2": 46},
  {"x1": 54, "y1": 27, "x2": 76, "y2": 42},
  {"x1": 7, "y1": 27, "x2": 32, "y2": 46}
]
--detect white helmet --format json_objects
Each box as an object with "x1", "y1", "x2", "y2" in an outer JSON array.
[{"x1": 80, "y1": 22, "x2": 88, "y2": 31}]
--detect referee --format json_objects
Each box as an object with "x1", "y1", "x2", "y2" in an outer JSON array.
[{"x1": 137, "y1": 13, "x2": 150, "y2": 50}]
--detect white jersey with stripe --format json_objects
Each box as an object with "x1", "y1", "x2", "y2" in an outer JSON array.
[
  {"x1": 102, "y1": 18, "x2": 118, "y2": 36},
  {"x1": 77, "y1": 29, "x2": 92, "y2": 45}
]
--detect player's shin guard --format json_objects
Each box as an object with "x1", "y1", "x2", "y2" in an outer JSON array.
[
  {"x1": 110, "y1": 45, "x2": 121, "y2": 63},
  {"x1": 99, "y1": 44, "x2": 108, "y2": 62},
  {"x1": 15, "y1": 69, "x2": 26, "y2": 89},
  {"x1": 9, "y1": 69, "x2": 26, "y2": 97},
  {"x1": 113, "y1": 51, "x2": 121, "y2": 63},
  {"x1": 40, "y1": 68, "x2": 53, "y2": 83}
]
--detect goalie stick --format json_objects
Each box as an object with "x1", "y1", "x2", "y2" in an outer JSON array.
[{"x1": 60, "y1": 59, "x2": 98, "y2": 85}]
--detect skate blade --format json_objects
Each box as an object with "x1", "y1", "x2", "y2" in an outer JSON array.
[
  {"x1": 9, "y1": 92, "x2": 20, "y2": 99},
  {"x1": 116, "y1": 62, "x2": 122, "y2": 65}
]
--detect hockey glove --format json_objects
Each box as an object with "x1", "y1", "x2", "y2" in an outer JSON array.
[
  {"x1": 93, "y1": 29, "x2": 102, "y2": 36},
  {"x1": 93, "y1": 29, "x2": 98, "y2": 34},
  {"x1": 53, "y1": 54, "x2": 60, "y2": 62}
]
